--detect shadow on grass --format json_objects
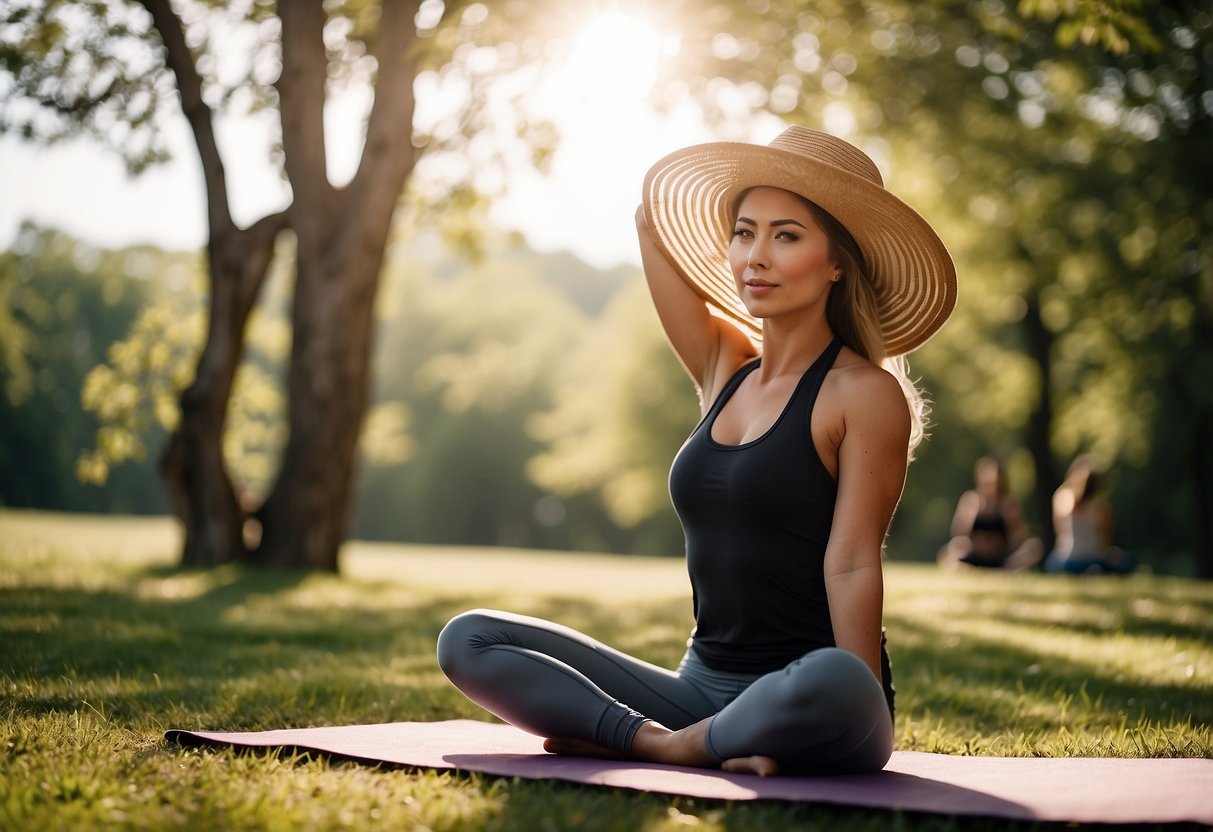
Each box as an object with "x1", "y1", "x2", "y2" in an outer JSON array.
[
  {"x1": 9, "y1": 563, "x2": 1211, "y2": 832},
  {"x1": 2, "y1": 568, "x2": 456, "y2": 728},
  {"x1": 2, "y1": 564, "x2": 697, "y2": 731},
  {"x1": 952, "y1": 578, "x2": 1213, "y2": 645},
  {"x1": 4, "y1": 563, "x2": 1209, "y2": 753},
  {"x1": 882, "y1": 576, "x2": 1213, "y2": 753},
  {"x1": 890, "y1": 617, "x2": 1213, "y2": 736}
]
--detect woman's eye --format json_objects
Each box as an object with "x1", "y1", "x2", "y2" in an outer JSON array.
[
  {"x1": 731, "y1": 228, "x2": 751, "y2": 238},
  {"x1": 776, "y1": 231, "x2": 799, "y2": 241}
]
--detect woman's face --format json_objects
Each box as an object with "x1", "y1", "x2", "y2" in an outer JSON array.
[{"x1": 729, "y1": 187, "x2": 838, "y2": 322}]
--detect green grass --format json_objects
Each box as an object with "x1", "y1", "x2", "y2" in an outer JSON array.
[{"x1": 2, "y1": 509, "x2": 1210, "y2": 831}]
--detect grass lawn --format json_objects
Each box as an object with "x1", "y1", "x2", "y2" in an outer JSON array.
[{"x1": 2, "y1": 509, "x2": 1210, "y2": 830}]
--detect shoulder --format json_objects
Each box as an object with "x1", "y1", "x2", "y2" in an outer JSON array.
[
  {"x1": 829, "y1": 349, "x2": 911, "y2": 430},
  {"x1": 958, "y1": 489, "x2": 982, "y2": 509},
  {"x1": 816, "y1": 347, "x2": 910, "y2": 469}
]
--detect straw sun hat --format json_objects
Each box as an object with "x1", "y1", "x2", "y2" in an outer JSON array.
[{"x1": 642, "y1": 126, "x2": 956, "y2": 357}]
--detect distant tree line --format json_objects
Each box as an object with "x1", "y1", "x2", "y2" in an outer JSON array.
[
  {"x1": 1, "y1": 220, "x2": 1207, "y2": 576},
  {"x1": 2, "y1": 0, "x2": 1208, "y2": 576}
]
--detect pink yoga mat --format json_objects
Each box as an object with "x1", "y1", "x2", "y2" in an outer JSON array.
[{"x1": 166, "y1": 719, "x2": 1213, "y2": 824}]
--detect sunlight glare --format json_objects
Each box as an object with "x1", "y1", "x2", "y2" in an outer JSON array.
[{"x1": 565, "y1": 11, "x2": 669, "y2": 104}]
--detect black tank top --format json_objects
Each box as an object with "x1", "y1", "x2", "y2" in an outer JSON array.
[
  {"x1": 971, "y1": 509, "x2": 1009, "y2": 539},
  {"x1": 669, "y1": 337, "x2": 895, "y2": 713}
]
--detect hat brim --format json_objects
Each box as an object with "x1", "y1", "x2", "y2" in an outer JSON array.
[{"x1": 643, "y1": 140, "x2": 957, "y2": 357}]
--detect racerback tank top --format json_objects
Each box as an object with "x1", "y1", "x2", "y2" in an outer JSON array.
[{"x1": 668, "y1": 337, "x2": 895, "y2": 714}]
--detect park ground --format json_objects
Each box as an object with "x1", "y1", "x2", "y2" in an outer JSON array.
[{"x1": 2, "y1": 509, "x2": 1210, "y2": 830}]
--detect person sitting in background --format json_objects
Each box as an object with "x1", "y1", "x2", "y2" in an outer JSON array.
[
  {"x1": 1044, "y1": 455, "x2": 1136, "y2": 574},
  {"x1": 938, "y1": 456, "x2": 1043, "y2": 571}
]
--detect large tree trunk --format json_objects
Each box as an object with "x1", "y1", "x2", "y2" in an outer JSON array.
[
  {"x1": 255, "y1": 245, "x2": 380, "y2": 570},
  {"x1": 1193, "y1": 414, "x2": 1213, "y2": 579},
  {"x1": 1021, "y1": 287, "x2": 1058, "y2": 549},
  {"x1": 145, "y1": 0, "x2": 420, "y2": 570},
  {"x1": 160, "y1": 219, "x2": 286, "y2": 565},
  {"x1": 145, "y1": 0, "x2": 419, "y2": 570},
  {"x1": 256, "y1": 0, "x2": 419, "y2": 570},
  {"x1": 141, "y1": 0, "x2": 287, "y2": 566}
]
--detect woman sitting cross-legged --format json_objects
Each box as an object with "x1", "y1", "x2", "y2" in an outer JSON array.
[{"x1": 437, "y1": 126, "x2": 957, "y2": 776}]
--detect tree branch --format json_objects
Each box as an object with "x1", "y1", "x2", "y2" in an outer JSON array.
[
  {"x1": 277, "y1": 1, "x2": 334, "y2": 240},
  {"x1": 341, "y1": 0, "x2": 421, "y2": 238},
  {"x1": 136, "y1": 0, "x2": 234, "y2": 237}
]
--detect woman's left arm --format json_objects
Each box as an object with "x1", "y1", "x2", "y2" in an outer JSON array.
[{"x1": 823, "y1": 367, "x2": 911, "y2": 681}]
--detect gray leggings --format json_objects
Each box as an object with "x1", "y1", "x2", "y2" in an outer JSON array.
[{"x1": 436, "y1": 608, "x2": 893, "y2": 773}]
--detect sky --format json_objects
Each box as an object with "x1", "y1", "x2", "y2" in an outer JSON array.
[{"x1": 0, "y1": 10, "x2": 785, "y2": 271}]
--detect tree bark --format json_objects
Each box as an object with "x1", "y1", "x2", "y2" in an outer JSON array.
[
  {"x1": 161, "y1": 215, "x2": 286, "y2": 565},
  {"x1": 1020, "y1": 286, "x2": 1058, "y2": 550},
  {"x1": 140, "y1": 0, "x2": 288, "y2": 566},
  {"x1": 1193, "y1": 413, "x2": 1213, "y2": 579},
  {"x1": 256, "y1": 0, "x2": 420, "y2": 570},
  {"x1": 143, "y1": 0, "x2": 422, "y2": 571}
]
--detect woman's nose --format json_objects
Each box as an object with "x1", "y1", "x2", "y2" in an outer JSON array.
[{"x1": 748, "y1": 241, "x2": 769, "y2": 270}]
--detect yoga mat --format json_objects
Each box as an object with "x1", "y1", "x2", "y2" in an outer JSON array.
[{"x1": 166, "y1": 719, "x2": 1213, "y2": 825}]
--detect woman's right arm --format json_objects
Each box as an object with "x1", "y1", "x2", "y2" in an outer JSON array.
[{"x1": 636, "y1": 206, "x2": 754, "y2": 400}]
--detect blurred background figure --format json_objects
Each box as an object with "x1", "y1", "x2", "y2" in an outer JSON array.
[
  {"x1": 1045, "y1": 456, "x2": 1136, "y2": 575},
  {"x1": 938, "y1": 456, "x2": 1043, "y2": 571}
]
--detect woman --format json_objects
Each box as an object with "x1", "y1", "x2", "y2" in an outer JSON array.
[
  {"x1": 1045, "y1": 456, "x2": 1135, "y2": 574},
  {"x1": 938, "y1": 456, "x2": 1043, "y2": 570},
  {"x1": 437, "y1": 127, "x2": 956, "y2": 775}
]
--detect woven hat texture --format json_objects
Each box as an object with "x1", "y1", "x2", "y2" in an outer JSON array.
[{"x1": 642, "y1": 126, "x2": 956, "y2": 356}]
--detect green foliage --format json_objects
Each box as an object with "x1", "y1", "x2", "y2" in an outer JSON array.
[
  {"x1": 2, "y1": 510, "x2": 1210, "y2": 830},
  {"x1": 356, "y1": 236, "x2": 596, "y2": 550},
  {"x1": 70, "y1": 236, "x2": 298, "y2": 500},
  {"x1": 359, "y1": 401, "x2": 415, "y2": 467},
  {"x1": 4, "y1": 0, "x2": 1211, "y2": 572},
  {"x1": 0, "y1": 255, "x2": 34, "y2": 404},
  {"x1": 0, "y1": 0, "x2": 173, "y2": 172},
  {"x1": 528, "y1": 282, "x2": 698, "y2": 547},
  {"x1": 0, "y1": 225, "x2": 169, "y2": 513},
  {"x1": 75, "y1": 301, "x2": 204, "y2": 484},
  {"x1": 711, "y1": 0, "x2": 1213, "y2": 566},
  {"x1": 1018, "y1": 0, "x2": 1162, "y2": 54}
]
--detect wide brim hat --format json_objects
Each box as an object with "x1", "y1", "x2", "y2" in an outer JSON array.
[{"x1": 642, "y1": 126, "x2": 956, "y2": 357}]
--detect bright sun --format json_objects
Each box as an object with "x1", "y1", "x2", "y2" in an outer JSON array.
[
  {"x1": 564, "y1": 11, "x2": 673, "y2": 103},
  {"x1": 484, "y1": 7, "x2": 726, "y2": 270}
]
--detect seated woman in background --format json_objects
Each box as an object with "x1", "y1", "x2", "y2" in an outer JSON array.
[
  {"x1": 938, "y1": 456, "x2": 1043, "y2": 571},
  {"x1": 1044, "y1": 456, "x2": 1136, "y2": 574}
]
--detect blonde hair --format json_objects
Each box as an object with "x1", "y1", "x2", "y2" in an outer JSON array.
[{"x1": 801, "y1": 198, "x2": 929, "y2": 456}]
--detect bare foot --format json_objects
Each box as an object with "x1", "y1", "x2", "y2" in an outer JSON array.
[
  {"x1": 721, "y1": 755, "x2": 780, "y2": 777},
  {"x1": 546, "y1": 720, "x2": 781, "y2": 776},
  {"x1": 628, "y1": 719, "x2": 711, "y2": 767}
]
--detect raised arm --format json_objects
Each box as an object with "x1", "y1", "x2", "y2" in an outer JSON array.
[
  {"x1": 636, "y1": 206, "x2": 755, "y2": 402},
  {"x1": 822, "y1": 366, "x2": 911, "y2": 681}
]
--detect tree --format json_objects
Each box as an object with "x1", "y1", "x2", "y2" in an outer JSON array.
[
  {"x1": 0, "y1": 0, "x2": 520, "y2": 570},
  {"x1": 696, "y1": 0, "x2": 1211, "y2": 572},
  {"x1": 6, "y1": 0, "x2": 1208, "y2": 575}
]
